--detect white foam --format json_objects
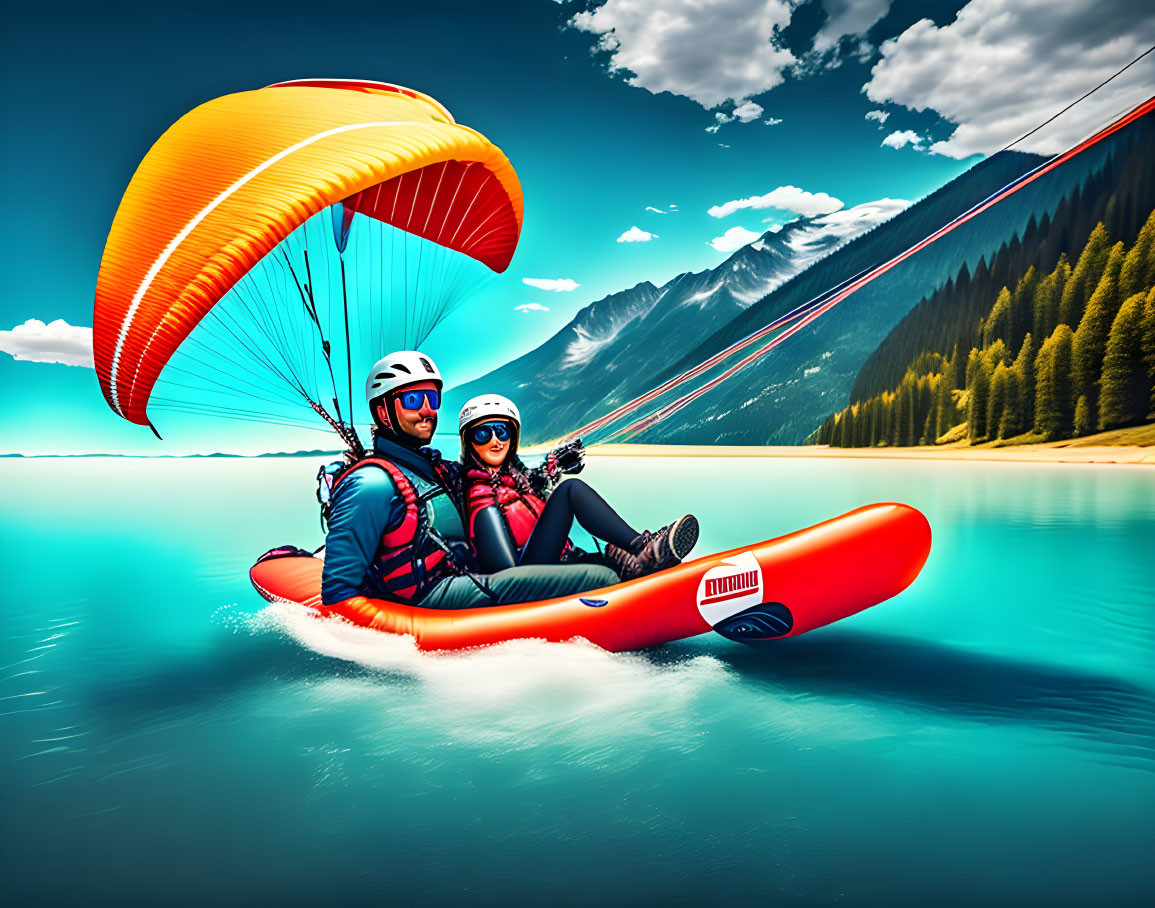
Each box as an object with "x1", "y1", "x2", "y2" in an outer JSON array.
[{"x1": 245, "y1": 603, "x2": 738, "y2": 757}]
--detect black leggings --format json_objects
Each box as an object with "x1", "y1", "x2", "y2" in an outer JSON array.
[{"x1": 519, "y1": 479, "x2": 639, "y2": 565}]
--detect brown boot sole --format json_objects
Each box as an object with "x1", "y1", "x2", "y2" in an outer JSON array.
[{"x1": 669, "y1": 515, "x2": 699, "y2": 561}]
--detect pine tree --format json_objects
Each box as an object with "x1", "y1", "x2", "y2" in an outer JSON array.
[
  {"x1": 1035, "y1": 325, "x2": 1075, "y2": 439},
  {"x1": 903, "y1": 382, "x2": 917, "y2": 447},
  {"x1": 894, "y1": 376, "x2": 913, "y2": 447},
  {"x1": 1059, "y1": 223, "x2": 1112, "y2": 326},
  {"x1": 1013, "y1": 332, "x2": 1036, "y2": 430},
  {"x1": 1010, "y1": 266, "x2": 1037, "y2": 351},
  {"x1": 948, "y1": 345, "x2": 966, "y2": 389},
  {"x1": 1098, "y1": 292, "x2": 1148, "y2": 429},
  {"x1": 1072, "y1": 244, "x2": 1126, "y2": 423},
  {"x1": 984, "y1": 287, "x2": 1012, "y2": 348},
  {"x1": 934, "y1": 376, "x2": 957, "y2": 439},
  {"x1": 985, "y1": 338, "x2": 1010, "y2": 370},
  {"x1": 967, "y1": 348, "x2": 991, "y2": 442},
  {"x1": 1074, "y1": 395, "x2": 1093, "y2": 436},
  {"x1": 1033, "y1": 272, "x2": 1055, "y2": 341},
  {"x1": 1143, "y1": 287, "x2": 1155, "y2": 414},
  {"x1": 1001, "y1": 368, "x2": 1024, "y2": 438},
  {"x1": 988, "y1": 363, "x2": 1010, "y2": 439},
  {"x1": 1119, "y1": 208, "x2": 1155, "y2": 299}
]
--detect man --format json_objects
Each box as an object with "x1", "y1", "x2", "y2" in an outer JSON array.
[{"x1": 321, "y1": 350, "x2": 617, "y2": 616}]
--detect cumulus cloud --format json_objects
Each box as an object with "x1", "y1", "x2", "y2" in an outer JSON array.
[
  {"x1": 706, "y1": 112, "x2": 731, "y2": 132},
  {"x1": 813, "y1": 0, "x2": 891, "y2": 53},
  {"x1": 864, "y1": 0, "x2": 1155, "y2": 159},
  {"x1": 709, "y1": 185, "x2": 844, "y2": 219},
  {"x1": 881, "y1": 129, "x2": 924, "y2": 150},
  {"x1": 732, "y1": 100, "x2": 764, "y2": 123},
  {"x1": 707, "y1": 98, "x2": 767, "y2": 132},
  {"x1": 709, "y1": 226, "x2": 763, "y2": 253},
  {"x1": 570, "y1": 0, "x2": 796, "y2": 110},
  {"x1": 865, "y1": 109, "x2": 889, "y2": 125},
  {"x1": 617, "y1": 226, "x2": 658, "y2": 243},
  {"x1": 0, "y1": 318, "x2": 93, "y2": 367},
  {"x1": 764, "y1": 116, "x2": 784, "y2": 126},
  {"x1": 515, "y1": 303, "x2": 550, "y2": 313},
  {"x1": 522, "y1": 278, "x2": 581, "y2": 292}
]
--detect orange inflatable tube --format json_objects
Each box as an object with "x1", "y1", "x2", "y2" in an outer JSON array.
[{"x1": 250, "y1": 502, "x2": 931, "y2": 652}]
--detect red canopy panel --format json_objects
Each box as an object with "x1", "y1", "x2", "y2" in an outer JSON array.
[{"x1": 343, "y1": 159, "x2": 520, "y2": 273}]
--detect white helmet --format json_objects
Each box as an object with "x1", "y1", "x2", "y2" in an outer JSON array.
[
  {"x1": 458, "y1": 394, "x2": 521, "y2": 433},
  {"x1": 365, "y1": 351, "x2": 442, "y2": 407}
]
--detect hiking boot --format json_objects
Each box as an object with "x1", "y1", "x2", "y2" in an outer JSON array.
[
  {"x1": 630, "y1": 514, "x2": 699, "y2": 577},
  {"x1": 604, "y1": 543, "x2": 645, "y2": 581}
]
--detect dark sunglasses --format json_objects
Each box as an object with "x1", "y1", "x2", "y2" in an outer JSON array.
[
  {"x1": 470, "y1": 421, "x2": 512, "y2": 445},
  {"x1": 396, "y1": 389, "x2": 440, "y2": 411}
]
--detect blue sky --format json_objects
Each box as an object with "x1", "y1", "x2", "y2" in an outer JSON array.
[{"x1": 2, "y1": 0, "x2": 1151, "y2": 454}]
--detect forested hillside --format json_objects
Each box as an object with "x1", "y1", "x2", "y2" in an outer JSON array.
[{"x1": 809, "y1": 208, "x2": 1155, "y2": 448}]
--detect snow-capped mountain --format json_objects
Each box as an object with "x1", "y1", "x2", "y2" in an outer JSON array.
[{"x1": 444, "y1": 206, "x2": 895, "y2": 443}]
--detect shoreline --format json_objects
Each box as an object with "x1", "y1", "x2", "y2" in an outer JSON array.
[{"x1": 580, "y1": 442, "x2": 1155, "y2": 465}]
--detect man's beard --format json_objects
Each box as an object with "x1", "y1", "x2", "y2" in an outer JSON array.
[{"x1": 384, "y1": 400, "x2": 436, "y2": 448}]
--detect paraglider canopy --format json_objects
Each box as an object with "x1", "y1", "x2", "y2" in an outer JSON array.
[{"x1": 93, "y1": 78, "x2": 523, "y2": 435}]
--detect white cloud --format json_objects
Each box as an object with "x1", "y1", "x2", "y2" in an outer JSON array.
[
  {"x1": 522, "y1": 278, "x2": 581, "y2": 292},
  {"x1": 709, "y1": 226, "x2": 763, "y2": 253},
  {"x1": 669, "y1": 204, "x2": 678, "y2": 209},
  {"x1": 570, "y1": 0, "x2": 796, "y2": 110},
  {"x1": 705, "y1": 111, "x2": 733, "y2": 133},
  {"x1": 515, "y1": 303, "x2": 550, "y2": 313},
  {"x1": 732, "y1": 100, "x2": 764, "y2": 123},
  {"x1": 717, "y1": 143, "x2": 730, "y2": 148},
  {"x1": 800, "y1": 197, "x2": 909, "y2": 243},
  {"x1": 644, "y1": 206, "x2": 667, "y2": 214},
  {"x1": 864, "y1": 0, "x2": 1155, "y2": 159},
  {"x1": 804, "y1": 365, "x2": 822, "y2": 377},
  {"x1": 709, "y1": 185, "x2": 844, "y2": 219},
  {"x1": 764, "y1": 116, "x2": 783, "y2": 126},
  {"x1": 881, "y1": 129, "x2": 924, "y2": 150},
  {"x1": 706, "y1": 100, "x2": 766, "y2": 132},
  {"x1": 813, "y1": 0, "x2": 891, "y2": 53},
  {"x1": 865, "y1": 109, "x2": 889, "y2": 125},
  {"x1": 0, "y1": 318, "x2": 93, "y2": 367},
  {"x1": 617, "y1": 226, "x2": 658, "y2": 243},
  {"x1": 749, "y1": 198, "x2": 908, "y2": 277}
]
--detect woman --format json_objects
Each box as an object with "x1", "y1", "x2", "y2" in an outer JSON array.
[{"x1": 458, "y1": 395, "x2": 698, "y2": 581}]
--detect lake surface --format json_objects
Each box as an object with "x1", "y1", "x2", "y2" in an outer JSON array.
[{"x1": 1, "y1": 454, "x2": 1153, "y2": 906}]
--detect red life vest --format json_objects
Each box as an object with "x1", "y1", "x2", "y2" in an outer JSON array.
[
  {"x1": 333, "y1": 457, "x2": 459, "y2": 603},
  {"x1": 463, "y1": 468, "x2": 553, "y2": 551}
]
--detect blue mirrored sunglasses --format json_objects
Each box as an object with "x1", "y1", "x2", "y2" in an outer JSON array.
[
  {"x1": 470, "y1": 421, "x2": 512, "y2": 445},
  {"x1": 396, "y1": 389, "x2": 440, "y2": 411}
]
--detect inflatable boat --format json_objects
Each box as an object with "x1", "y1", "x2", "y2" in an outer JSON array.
[{"x1": 250, "y1": 502, "x2": 931, "y2": 652}]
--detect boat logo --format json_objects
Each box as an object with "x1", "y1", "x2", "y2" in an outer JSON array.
[
  {"x1": 580, "y1": 597, "x2": 609, "y2": 608},
  {"x1": 696, "y1": 551, "x2": 763, "y2": 625}
]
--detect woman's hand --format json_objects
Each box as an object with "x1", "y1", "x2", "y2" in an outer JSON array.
[{"x1": 552, "y1": 438, "x2": 585, "y2": 475}]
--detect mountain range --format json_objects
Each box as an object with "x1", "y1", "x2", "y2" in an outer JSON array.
[{"x1": 446, "y1": 105, "x2": 1153, "y2": 446}]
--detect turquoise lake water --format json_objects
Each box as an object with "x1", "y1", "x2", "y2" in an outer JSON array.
[{"x1": 1, "y1": 454, "x2": 1153, "y2": 906}]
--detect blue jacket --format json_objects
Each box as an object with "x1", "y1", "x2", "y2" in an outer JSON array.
[{"x1": 321, "y1": 435, "x2": 465, "y2": 605}]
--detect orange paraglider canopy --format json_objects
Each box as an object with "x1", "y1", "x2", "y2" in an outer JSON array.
[{"x1": 93, "y1": 78, "x2": 522, "y2": 431}]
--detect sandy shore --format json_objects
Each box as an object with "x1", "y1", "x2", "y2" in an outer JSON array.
[{"x1": 579, "y1": 442, "x2": 1155, "y2": 465}]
